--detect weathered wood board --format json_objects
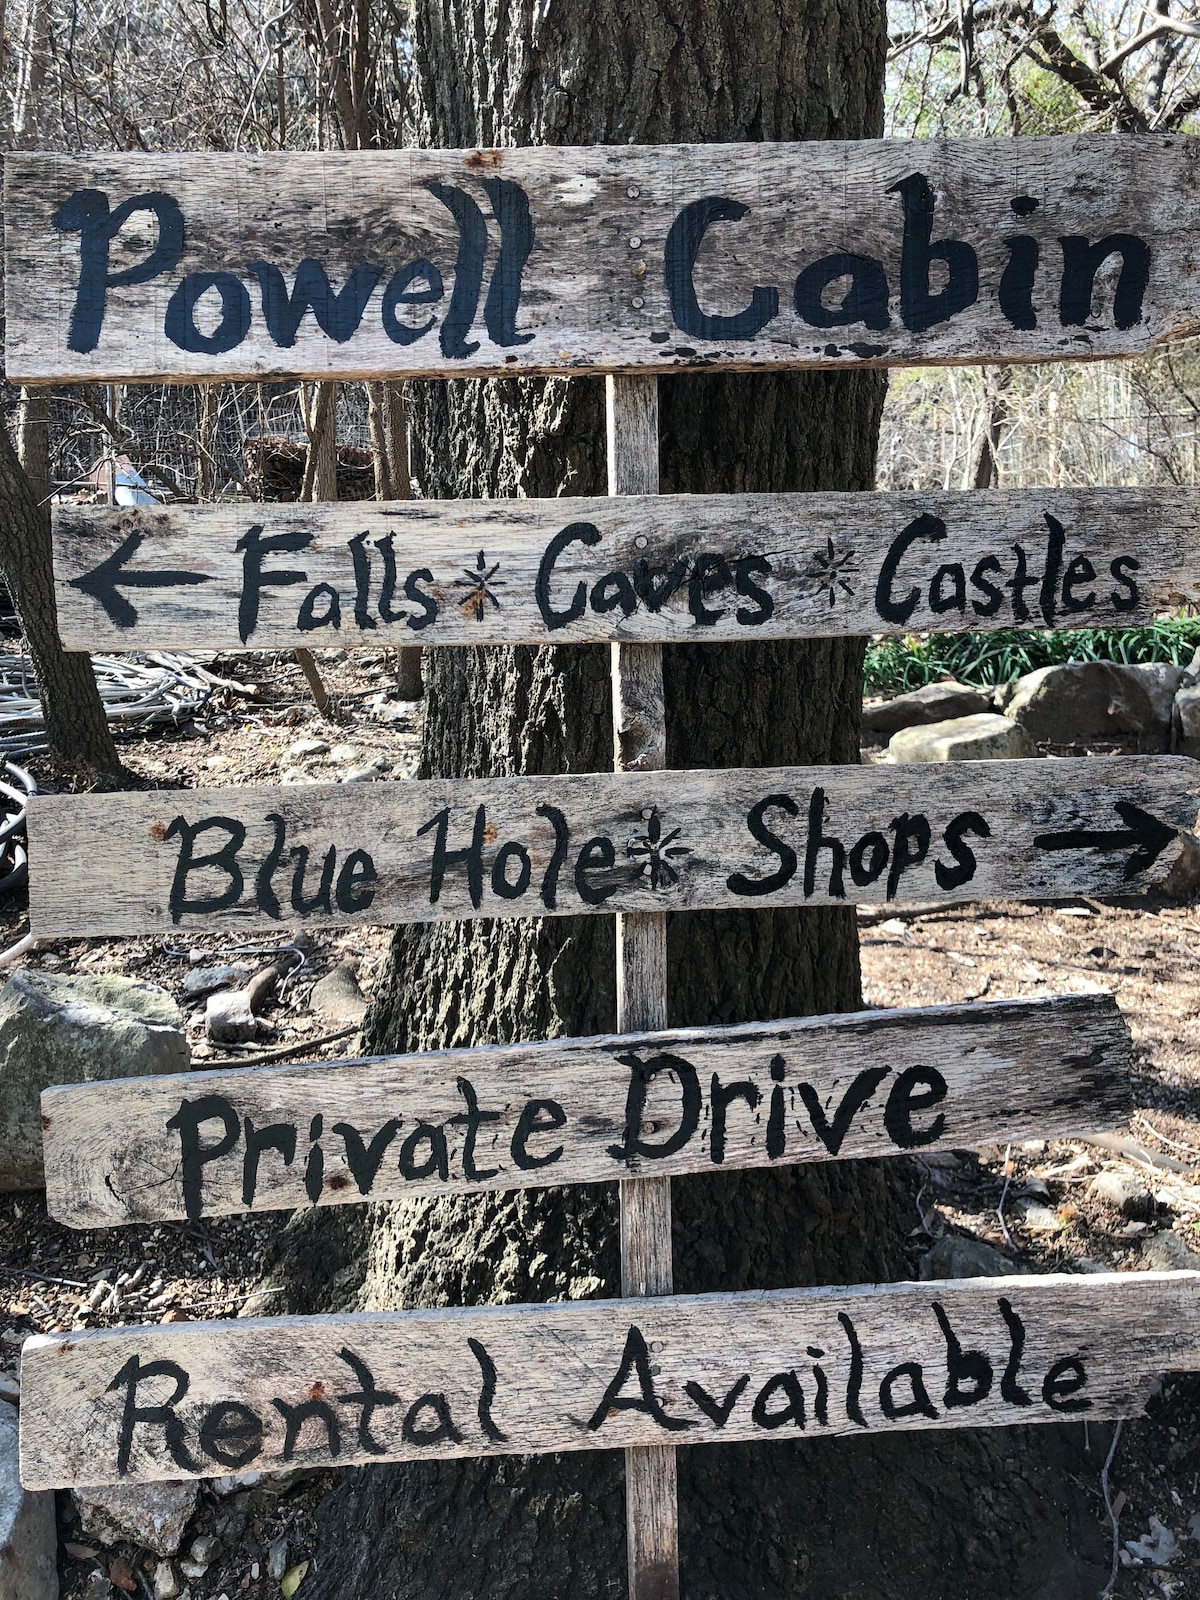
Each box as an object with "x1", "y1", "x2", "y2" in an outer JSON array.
[
  {"x1": 25, "y1": 758, "x2": 1200, "y2": 937},
  {"x1": 19, "y1": 1271, "x2": 1200, "y2": 1489},
  {"x1": 7, "y1": 136, "x2": 1200, "y2": 383},
  {"x1": 41, "y1": 993, "x2": 1129, "y2": 1228},
  {"x1": 51, "y1": 487, "x2": 1200, "y2": 652}
]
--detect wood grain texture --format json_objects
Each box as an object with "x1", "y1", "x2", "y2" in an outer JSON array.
[
  {"x1": 49, "y1": 488, "x2": 1200, "y2": 653},
  {"x1": 39, "y1": 994, "x2": 1131, "y2": 1228},
  {"x1": 607, "y1": 372, "x2": 678, "y2": 1600},
  {"x1": 25, "y1": 757, "x2": 1200, "y2": 938},
  {"x1": 19, "y1": 1271, "x2": 1200, "y2": 1490},
  {"x1": 7, "y1": 136, "x2": 1200, "y2": 383}
]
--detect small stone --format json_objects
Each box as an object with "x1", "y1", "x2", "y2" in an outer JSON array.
[
  {"x1": 65, "y1": 1542, "x2": 99, "y2": 1560},
  {"x1": 887, "y1": 713, "x2": 1037, "y2": 764},
  {"x1": 918, "y1": 1235, "x2": 1026, "y2": 1280},
  {"x1": 188, "y1": 1536, "x2": 221, "y2": 1566},
  {"x1": 251, "y1": 1563, "x2": 260, "y2": 1581},
  {"x1": 1140, "y1": 1230, "x2": 1200, "y2": 1272},
  {"x1": 286, "y1": 738, "x2": 329, "y2": 761},
  {"x1": 342, "y1": 765, "x2": 382, "y2": 784},
  {"x1": 182, "y1": 965, "x2": 251, "y2": 1001},
  {"x1": 1074, "y1": 1256, "x2": 1110, "y2": 1274},
  {"x1": 211, "y1": 1472, "x2": 264, "y2": 1496},
  {"x1": 1089, "y1": 1169, "x2": 1154, "y2": 1218},
  {"x1": 0, "y1": 1371, "x2": 18, "y2": 1406},
  {"x1": 1017, "y1": 1199, "x2": 1062, "y2": 1232},
  {"x1": 0, "y1": 1399, "x2": 57, "y2": 1599},
  {"x1": 267, "y1": 1539, "x2": 289, "y2": 1581},
  {"x1": 327, "y1": 744, "x2": 361, "y2": 765},
  {"x1": 205, "y1": 989, "x2": 260, "y2": 1044},
  {"x1": 309, "y1": 961, "x2": 368, "y2": 1023},
  {"x1": 83, "y1": 1574, "x2": 112, "y2": 1600},
  {"x1": 153, "y1": 1562, "x2": 181, "y2": 1600},
  {"x1": 74, "y1": 1479, "x2": 199, "y2": 1558},
  {"x1": 179, "y1": 1563, "x2": 207, "y2": 1582}
]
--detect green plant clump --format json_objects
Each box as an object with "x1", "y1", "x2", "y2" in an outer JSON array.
[{"x1": 864, "y1": 618, "x2": 1200, "y2": 697}]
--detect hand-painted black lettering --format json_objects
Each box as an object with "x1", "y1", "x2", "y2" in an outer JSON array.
[
  {"x1": 591, "y1": 570, "x2": 638, "y2": 617},
  {"x1": 402, "y1": 568, "x2": 438, "y2": 630},
  {"x1": 766, "y1": 1055, "x2": 787, "y2": 1159},
  {"x1": 999, "y1": 234, "x2": 1039, "y2": 330},
  {"x1": 347, "y1": 533, "x2": 377, "y2": 631},
  {"x1": 290, "y1": 843, "x2": 336, "y2": 916},
  {"x1": 733, "y1": 556, "x2": 774, "y2": 624},
  {"x1": 1042, "y1": 1357, "x2": 1090, "y2": 1412},
  {"x1": 382, "y1": 258, "x2": 443, "y2": 345},
  {"x1": 402, "y1": 1394, "x2": 463, "y2": 1446},
  {"x1": 708, "y1": 1074, "x2": 761, "y2": 1164},
  {"x1": 252, "y1": 259, "x2": 381, "y2": 346},
  {"x1": 53, "y1": 188, "x2": 184, "y2": 354},
  {"x1": 418, "y1": 804, "x2": 486, "y2": 908},
  {"x1": 1110, "y1": 555, "x2": 1140, "y2": 612},
  {"x1": 886, "y1": 813, "x2": 931, "y2": 899},
  {"x1": 664, "y1": 196, "x2": 778, "y2": 340},
  {"x1": 1061, "y1": 553, "x2": 1096, "y2": 613},
  {"x1": 424, "y1": 182, "x2": 488, "y2": 358},
  {"x1": 536, "y1": 803, "x2": 570, "y2": 909},
  {"x1": 1005, "y1": 542, "x2": 1039, "y2": 623},
  {"x1": 491, "y1": 840, "x2": 532, "y2": 900},
  {"x1": 335, "y1": 849, "x2": 377, "y2": 913},
  {"x1": 798, "y1": 1065, "x2": 891, "y2": 1156},
  {"x1": 481, "y1": 176, "x2": 535, "y2": 347},
  {"x1": 165, "y1": 272, "x2": 252, "y2": 355},
  {"x1": 1059, "y1": 234, "x2": 1150, "y2": 330},
  {"x1": 332, "y1": 1119, "x2": 401, "y2": 1194},
  {"x1": 684, "y1": 1375, "x2": 749, "y2": 1427},
  {"x1": 838, "y1": 1312, "x2": 868, "y2": 1427},
  {"x1": 241, "y1": 1116, "x2": 297, "y2": 1207},
  {"x1": 934, "y1": 810, "x2": 989, "y2": 891},
  {"x1": 848, "y1": 831, "x2": 888, "y2": 889},
  {"x1": 633, "y1": 556, "x2": 689, "y2": 612},
  {"x1": 450, "y1": 1076, "x2": 502, "y2": 1182},
  {"x1": 398, "y1": 1122, "x2": 450, "y2": 1181},
  {"x1": 235, "y1": 524, "x2": 310, "y2": 644},
  {"x1": 511, "y1": 1099, "x2": 566, "y2": 1170},
  {"x1": 969, "y1": 554, "x2": 1004, "y2": 617},
  {"x1": 932, "y1": 1301, "x2": 993, "y2": 1408},
  {"x1": 199, "y1": 1402, "x2": 263, "y2": 1468},
  {"x1": 305, "y1": 1114, "x2": 324, "y2": 1204},
  {"x1": 688, "y1": 553, "x2": 731, "y2": 625},
  {"x1": 882, "y1": 1065, "x2": 948, "y2": 1149},
  {"x1": 107, "y1": 1354, "x2": 197, "y2": 1475},
  {"x1": 805, "y1": 787, "x2": 847, "y2": 899},
  {"x1": 587, "y1": 1325, "x2": 697, "y2": 1432},
  {"x1": 166, "y1": 1095, "x2": 240, "y2": 1220},
  {"x1": 794, "y1": 251, "x2": 890, "y2": 331},
  {"x1": 1039, "y1": 513, "x2": 1066, "y2": 627},
  {"x1": 609, "y1": 1052, "x2": 701, "y2": 1162},
  {"x1": 998, "y1": 1297, "x2": 1033, "y2": 1406},
  {"x1": 929, "y1": 562, "x2": 965, "y2": 615},
  {"x1": 271, "y1": 1397, "x2": 341, "y2": 1461},
  {"x1": 890, "y1": 174, "x2": 979, "y2": 333},
  {"x1": 879, "y1": 1361, "x2": 938, "y2": 1421},
  {"x1": 728, "y1": 793, "x2": 799, "y2": 897},
  {"x1": 165, "y1": 815, "x2": 246, "y2": 922},
  {"x1": 574, "y1": 835, "x2": 619, "y2": 905},
  {"x1": 536, "y1": 522, "x2": 602, "y2": 630},
  {"x1": 468, "y1": 1337, "x2": 507, "y2": 1442},
  {"x1": 876, "y1": 513, "x2": 946, "y2": 625},
  {"x1": 751, "y1": 1371, "x2": 806, "y2": 1429},
  {"x1": 336, "y1": 1347, "x2": 402, "y2": 1454},
  {"x1": 297, "y1": 582, "x2": 341, "y2": 632}
]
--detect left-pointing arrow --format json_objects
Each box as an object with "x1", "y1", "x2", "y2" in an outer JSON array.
[{"x1": 68, "y1": 529, "x2": 213, "y2": 628}]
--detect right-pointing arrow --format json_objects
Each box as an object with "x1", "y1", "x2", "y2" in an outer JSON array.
[
  {"x1": 1033, "y1": 800, "x2": 1177, "y2": 879},
  {"x1": 69, "y1": 529, "x2": 213, "y2": 628}
]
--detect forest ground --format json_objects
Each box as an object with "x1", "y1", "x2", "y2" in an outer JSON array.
[{"x1": 0, "y1": 645, "x2": 1198, "y2": 1600}]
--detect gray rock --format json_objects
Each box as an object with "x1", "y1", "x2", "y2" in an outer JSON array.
[
  {"x1": 1005, "y1": 661, "x2": 1183, "y2": 751},
  {"x1": 309, "y1": 961, "x2": 368, "y2": 1023},
  {"x1": 73, "y1": 1480, "x2": 198, "y2": 1559},
  {"x1": 186, "y1": 1537, "x2": 220, "y2": 1569},
  {"x1": 0, "y1": 972, "x2": 186, "y2": 1192},
  {"x1": 1089, "y1": 1169, "x2": 1154, "y2": 1218},
  {"x1": 886, "y1": 713, "x2": 1037, "y2": 764},
  {"x1": 267, "y1": 1540, "x2": 288, "y2": 1582},
  {"x1": 285, "y1": 737, "x2": 329, "y2": 761},
  {"x1": 862, "y1": 681, "x2": 992, "y2": 742},
  {"x1": 1016, "y1": 1199, "x2": 1062, "y2": 1232},
  {"x1": 181, "y1": 966, "x2": 250, "y2": 1001},
  {"x1": 81, "y1": 1576, "x2": 110, "y2": 1600},
  {"x1": 1172, "y1": 684, "x2": 1200, "y2": 757},
  {"x1": 918, "y1": 1234, "x2": 1026, "y2": 1280},
  {"x1": 1140, "y1": 1229, "x2": 1200, "y2": 1272},
  {"x1": 204, "y1": 989, "x2": 259, "y2": 1044},
  {"x1": 327, "y1": 744, "x2": 361, "y2": 765},
  {"x1": 342, "y1": 765, "x2": 383, "y2": 784},
  {"x1": 0, "y1": 1400, "x2": 57, "y2": 1600},
  {"x1": 152, "y1": 1563, "x2": 179, "y2": 1600}
]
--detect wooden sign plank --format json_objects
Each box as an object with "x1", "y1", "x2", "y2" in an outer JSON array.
[
  {"x1": 7, "y1": 135, "x2": 1200, "y2": 383},
  {"x1": 41, "y1": 993, "x2": 1130, "y2": 1229},
  {"x1": 19, "y1": 1271, "x2": 1200, "y2": 1490},
  {"x1": 25, "y1": 757, "x2": 1200, "y2": 938},
  {"x1": 50, "y1": 487, "x2": 1200, "y2": 653}
]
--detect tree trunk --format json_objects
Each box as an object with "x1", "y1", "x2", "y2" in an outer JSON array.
[
  {"x1": 0, "y1": 393, "x2": 120, "y2": 777},
  {"x1": 368, "y1": 380, "x2": 423, "y2": 698},
  {"x1": 284, "y1": 5, "x2": 1110, "y2": 1595}
]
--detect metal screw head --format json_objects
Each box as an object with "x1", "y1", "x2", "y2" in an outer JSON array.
[
  {"x1": 635, "y1": 535, "x2": 648, "y2": 549},
  {"x1": 631, "y1": 295, "x2": 644, "y2": 309},
  {"x1": 627, "y1": 183, "x2": 640, "y2": 198},
  {"x1": 629, "y1": 235, "x2": 642, "y2": 249}
]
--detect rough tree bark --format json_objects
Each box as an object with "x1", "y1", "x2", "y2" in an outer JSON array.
[
  {"x1": 284, "y1": 5, "x2": 1112, "y2": 1595},
  {"x1": 0, "y1": 393, "x2": 120, "y2": 777}
]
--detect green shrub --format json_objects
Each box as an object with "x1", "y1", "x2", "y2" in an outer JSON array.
[{"x1": 863, "y1": 618, "x2": 1200, "y2": 697}]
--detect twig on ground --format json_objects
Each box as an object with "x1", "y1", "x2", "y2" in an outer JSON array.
[
  {"x1": 209, "y1": 1025, "x2": 358, "y2": 1069},
  {"x1": 1099, "y1": 1420, "x2": 1125, "y2": 1599},
  {"x1": 0, "y1": 1264, "x2": 88, "y2": 1291},
  {"x1": 996, "y1": 1142, "x2": 1015, "y2": 1248},
  {"x1": 1133, "y1": 1111, "x2": 1200, "y2": 1159}
]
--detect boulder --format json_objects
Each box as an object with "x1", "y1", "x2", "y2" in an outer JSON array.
[
  {"x1": 918, "y1": 1234, "x2": 1027, "y2": 1279},
  {"x1": 0, "y1": 972, "x2": 187, "y2": 1192},
  {"x1": 309, "y1": 961, "x2": 368, "y2": 1024},
  {"x1": 0, "y1": 1401, "x2": 57, "y2": 1600},
  {"x1": 204, "y1": 989, "x2": 259, "y2": 1044},
  {"x1": 862, "y1": 681, "x2": 992, "y2": 742},
  {"x1": 1005, "y1": 661, "x2": 1183, "y2": 750},
  {"x1": 886, "y1": 713, "x2": 1036, "y2": 764},
  {"x1": 1172, "y1": 684, "x2": 1200, "y2": 758},
  {"x1": 73, "y1": 1482, "x2": 198, "y2": 1560}
]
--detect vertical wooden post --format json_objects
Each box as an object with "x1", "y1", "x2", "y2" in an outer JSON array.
[{"x1": 607, "y1": 374, "x2": 679, "y2": 1600}]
